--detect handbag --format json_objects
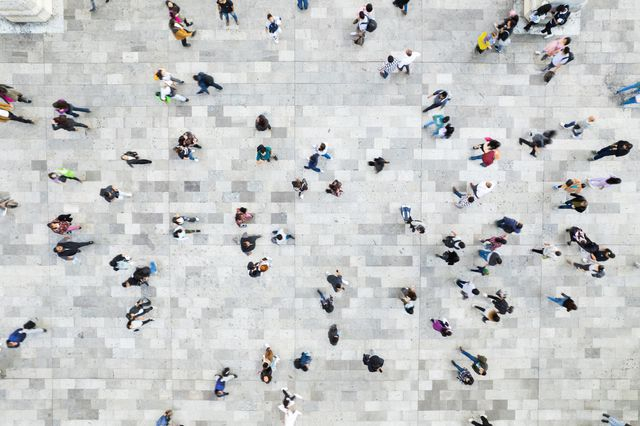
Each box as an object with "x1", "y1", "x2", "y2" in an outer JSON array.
[{"x1": 544, "y1": 70, "x2": 555, "y2": 83}]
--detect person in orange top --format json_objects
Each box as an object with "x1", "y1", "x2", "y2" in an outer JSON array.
[{"x1": 553, "y1": 178, "x2": 586, "y2": 194}]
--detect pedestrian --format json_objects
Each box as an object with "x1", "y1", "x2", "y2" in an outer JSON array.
[
  {"x1": 484, "y1": 290, "x2": 514, "y2": 315},
  {"x1": 422, "y1": 114, "x2": 449, "y2": 132},
  {"x1": 523, "y1": 3, "x2": 552, "y2": 31},
  {"x1": 281, "y1": 386, "x2": 303, "y2": 408},
  {"x1": 519, "y1": 130, "x2": 556, "y2": 157},
  {"x1": 590, "y1": 247, "x2": 615, "y2": 263},
  {"x1": 317, "y1": 289, "x2": 334, "y2": 313},
  {"x1": 155, "y1": 410, "x2": 173, "y2": 426},
  {"x1": 0, "y1": 103, "x2": 33, "y2": 124},
  {"x1": 260, "y1": 343, "x2": 280, "y2": 383},
  {"x1": 214, "y1": 368, "x2": 238, "y2": 397},
  {"x1": 553, "y1": 178, "x2": 586, "y2": 194},
  {"x1": 559, "y1": 116, "x2": 596, "y2": 139},
  {"x1": 496, "y1": 216, "x2": 523, "y2": 234},
  {"x1": 470, "y1": 181, "x2": 496, "y2": 201},
  {"x1": 352, "y1": 3, "x2": 374, "y2": 24},
  {"x1": 326, "y1": 270, "x2": 348, "y2": 292},
  {"x1": 601, "y1": 413, "x2": 631, "y2": 426},
  {"x1": 217, "y1": 0, "x2": 239, "y2": 27},
  {"x1": 166, "y1": 1, "x2": 193, "y2": 27},
  {"x1": 53, "y1": 237, "x2": 94, "y2": 261},
  {"x1": 451, "y1": 360, "x2": 474, "y2": 385},
  {"x1": 172, "y1": 214, "x2": 199, "y2": 226},
  {"x1": 451, "y1": 187, "x2": 475, "y2": 209},
  {"x1": 392, "y1": 0, "x2": 409, "y2": 15},
  {"x1": 541, "y1": 4, "x2": 571, "y2": 38},
  {"x1": 256, "y1": 257, "x2": 273, "y2": 274},
  {"x1": 235, "y1": 207, "x2": 253, "y2": 228},
  {"x1": 480, "y1": 235, "x2": 507, "y2": 251},
  {"x1": 88, "y1": 0, "x2": 109, "y2": 12},
  {"x1": 126, "y1": 298, "x2": 153, "y2": 320},
  {"x1": 313, "y1": 142, "x2": 331, "y2": 159},
  {"x1": 557, "y1": 193, "x2": 588, "y2": 213},
  {"x1": 157, "y1": 79, "x2": 189, "y2": 104},
  {"x1": 587, "y1": 175, "x2": 621, "y2": 190},
  {"x1": 368, "y1": 157, "x2": 389, "y2": 173},
  {"x1": 399, "y1": 287, "x2": 417, "y2": 314},
  {"x1": 531, "y1": 243, "x2": 562, "y2": 260},
  {"x1": 256, "y1": 144, "x2": 278, "y2": 163},
  {"x1": 437, "y1": 250, "x2": 460, "y2": 266},
  {"x1": 0, "y1": 84, "x2": 31, "y2": 104},
  {"x1": 590, "y1": 141, "x2": 633, "y2": 161},
  {"x1": 51, "y1": 115, "x2": 88, "y2": 131},
  {"x1": 442, "y1": 232, "x2": 465, "y2": 251},
  {"x1": 542, "y1": 46, "x2": 573, "y2": 72},
  {"x1": 476, "y1": 31, "x2": 497, "y2": 54},
  {"x1": 291, "y1": 178, "x2": 309, "y2": 199},
  {"x1": 173, "y1": 145, "x2": 198, "y2": 161},
  {"x1": 469, "y1": 145, "x2": 500, "y2": 167},
  {"x1": 169, "y1": 17, "x2": 196, "y2": 47},
  {"x1": 304, "y1": 153, "x2": 323, "y2": 173},
  {"x1": 397, "y1": 48, "x2": 420, "y2": 73},
  {"x1": 109, "y1": 253, "x2": 132, "y2": 271},
  {"x1": 193, "y1": 72, "x2": 223, "y2": 95},
  {"x1": 328, "y1": 324, "x2": 340, "y2": 345},
  {"x1": 271, "y1": 228, "x2": 294, "y2": 245},
  {"x1": 47, "y1": 214, "x2": 81, "y2": 235},
  {"x1": 52, "y1": 99, "x2": 91, "y2": 118},
  {"x1": 120, "y1": 151, "x2": 152, "y2": 168},
  {"x1": 548, "y1": 293, "x2": 577, "y2": 311},
  {"x1": 351, "y1": 11, "x2": 374, "y2": 46},
  {"x1": 455, "y1": 279, "x2": 479, "y2": 299},
  {"x1": 237, "y1": 232, "x2": 261, "y2": 255},
  {"x1": 294, "y1": 352, "x2": 312, "y2": 371},
  {"x1": 265, "y1": 14, "x2": 283, "y2": 44},
  {"x1": 565, "y1": 226, "x2": 599, "y2": 254},
  {"x1": 535, "y1": 36, "x2": 571, "y2": 61},
  {"x1": 468, "y1": 415, "x2": 493, "y2": 426},
  {"x1": 379, "y1": 55, "x2": 400, "y2": 80},
  {"x1": 0, "y1": 195, "x2": 18, "y2": 216},
  {"x1": 99, "y1": 185, "x2": 132, "y2": 203},
  {"x1": 470, "y1": 265, "x2": 490, "y2": 276},
  {"x1": 434, "y1": 123, "x2": 455, "y2": 139},
  {"x1": 422, "y1": 90, "x2": 451, "y2": 113},
  {"x1": 155, "y1": 68, "x2": 185, "y2": 84},
  {"x1": 431, "y1": 318, "x2": 452, "y2": 337},
  {"x1": 122, "y1": 265, "x2": 156, "y2": 288},
  {"x1": 400, "y1": 205, "x2": 426, "y2": 233},
  {"x1": 173, "y1": 226, "x2": 201, "y2": 239},
  {"x1": 6, "y1": 320, "x2": 47, "y2": 348},
  {"x1": 567, "y1": 260, "x2": 605, "y2": 278},
  {"x1": 278, "y1": 404, "x2": 302, "y2": 426},
  {"x1": 618, "y1": 82, "x2": 640, "y2": 107},
  {"x1": 473, "y1": 305, "x2": 500, "y2": 323},
  {"x1": 255, "y1": 114, "x2": 271, "y2": 131},
  {"x1": 478, "y1": 249, "x2": 502, "y2": 266},
  {"x1": 48, "y1": 168, "x2": 82, "y2": 184},
  {"x1": 177, "y1": 131, "x2": 201, "y2": 148},
  {"x1": 362, "y1": 350, "x2": 384, "y2": 373},
  {"x1": 458, "y1": 346, "x2": 488, "y2": 376},
  {"x1": 326, "y1": 180, "x2": 343, "y2": 197},
  {"x1": 493, "y1": 19, "x2": 513, "y2": 54},
  {"x1": 472, "y1": 137, "x2": 501, "y2": 153}
]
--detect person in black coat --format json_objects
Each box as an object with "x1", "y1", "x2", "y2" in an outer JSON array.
[
  {"x1": 363, "y1": 351, "x2": 384, "y2": 373},
  {"x1": 437, "y1": 250, "x2": 460, "y2": 265},
  {"x1": 193, "y1": 72, "x2": 223, "y2": 95},
  {"x1": 53, "y1": 238, "x2": 94, "y2": 260}
]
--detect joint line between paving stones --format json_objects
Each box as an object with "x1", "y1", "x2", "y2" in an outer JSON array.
[{"x1": 417, "y1": 5, "x2": 424, "y2": 424}]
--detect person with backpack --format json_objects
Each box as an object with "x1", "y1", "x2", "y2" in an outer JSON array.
[
  {"x1": 392, "y1": 0, "x2": 409, "y2": 15},
  {"x1": 431, "y1": 318, "x2": 452, "y2": 336},
  {"x1": 548, "y1": 293, "x2": 577, "y2": 312},
  {"x1": 422, "y1": 90, "x2": 450, "y2": 113},
  {"x1": 291, "y1": 178, "x2": 308, "y2": 199},
  {"x1": 155, "y1": 410, "x2": 173, "y2": 426},
  {"x1": 362, "y1": 350, "x2": 384, "y2": 373},
  {"x1": 541, "y1": 4, "x2": 571, "y2": 38},
  {"x1": 557, "y1": 193, "x2": 588, "y2": 213},
  {"x1": 368, "y1": 157, "x2": 390, "y2": 172},
  {"x1": 214, "y1": 368, "x2": 238, "y2": 398},
  {"x1": 6, "y1": 320, "x2": 47, "y2": 348},
  {"x1": 260, "y1": 343, "x2": 280, "y2": 383},
  {"x1": 543, "y1": 46, "x2": 573, "y2": 72},
  {"x1": 328, "y1": 324, "x2": 340, "y2": 345},
  {"x1": 216, "y1": 0, "x2": 238, "y2": 28},
  {"x1": 294, "y1": 352, "x2": 312, "y2": 371},
  {"x1": 351, "y1": 10, "x2": 375, "y2": 46},
  {"x1": 256, "y1": 144, "x2": 277, "y2": 163},
  {"x1": 589, "y1": 140, "x2": 633, "y2": 161},
  {"x1": 317, "y1": 289, "x2": 334, "y2": 313},
  {"x1": 109, "y1": 253, "x2": 132, "y2": 271},
  {"x1": 434, "y1": 123, "x2": 455, "y2": 139},
  {"x1": 265, "y1": 14, "x2": 283, "y2": 43},
  {"x1": 458, "y1": 346, "x2": 488, "y2": 376},
  {"x1": 442, "y1": 231, "x2": 465, "y2": 250},
  {"x1": 484, "y1": 290, "x2": 514, "y2": 315},
  {"x1": 519, "y1": 130, "x2": 556, "y2": 157},
  {"x1": 0, "y1": 84, "x2": 31, "y2": 104},
  {"x1": 473, "y1": 304, "x2": 501, "y2": 323},
  {"x1": 51, "y1": 115, "x2": 88, "y2": 131},
  {"x1": 437, "y1": 250, "x2": 460, "y2": 266},
  {"x1": 455, "y1": 279, "x2": 480, "y2": 300},
  {"x1": 496, "y1": 216, "x2": 523, "y2": 234},
  {"x1": 469, "y1": 140, "x2": 500, "y2": 167},
  {"x1": 193, "y1": 72, "x2": 223, "y2": 95}
]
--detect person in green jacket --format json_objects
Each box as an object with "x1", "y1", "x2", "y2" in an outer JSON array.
[
  {"x1": 256, "y1": 144, "x2": 278, "y2": 163},
  {"x1": 422, "y1": 114, "x2": 449, "y2": 135},
  {"x1": 48, "y1": 168, "x2": 82, "y2": 184}
]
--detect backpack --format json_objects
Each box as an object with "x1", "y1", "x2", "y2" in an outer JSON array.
[
  {"x1": 544, "y1": 70, "x2": 555, "y2": 83},
  {"x1": 268, "y1": 21, "x2": 278, "y2": 33},
  {"x1": 365, "y1": 18, "x2": 377, "y2": 32},
  {"x1": 566, "y1": 51, "x2": 575, "y2": 63}
]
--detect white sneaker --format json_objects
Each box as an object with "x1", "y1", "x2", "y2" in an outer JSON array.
[
  {"x1": 534, "y1": 50, "x2": 541, "y2": 55},
  {"x1": 299, "y1": 194, "x2": 304, "y2": 199},
  {"x1": 273, "y1": 38, "x2": 279, "y2": 44},
  {"x1": 544, "y1": 33, "x2": 553, "y2": 39},
  {"x1": 281, "y1": 386, "x2": 288, "y2": 391},
  {"x1": 194, "y1": 217, "x2": 200, "y2": 222},
  {"x1": 559, "y1": 122, "x2": 566, "y2": 128}
]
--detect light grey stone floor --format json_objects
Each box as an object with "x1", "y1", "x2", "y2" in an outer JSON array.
[{"x1": 0, "y1": 0, "x2": 639, "y2": 425}]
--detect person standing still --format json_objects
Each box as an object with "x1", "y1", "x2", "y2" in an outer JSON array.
[{"x1": 217, "y1": 0, "x2": 239, "y2": 28}]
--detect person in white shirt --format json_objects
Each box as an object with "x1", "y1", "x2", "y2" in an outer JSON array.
[
  {"x1": 469, "y1": 181, "x2": 495, "y2": 199},
  {"x1": 265, "y1": 14, "x2": 283, "y2": 43},
  {"x1": 455, "y1": 279, "x2": 479, "y2": 299},
  {"x1": 531, "y1": 243, "x2": 561, "y2": 260},
  {"x1": 271, "y1": 229, "x2": 294, "y2": 245},
  {"x1": 396, "y1": 48, "x2": 420, "y2": 74},
  {"x1": 559, "y1": 115, "x2": 595, "y2": 139},
  {"x1": 543, "y1": 46, "x2": 572, "y2": 71},
  {"x1": 278, "y1": 404, "x2": 301, "y2": 426}
]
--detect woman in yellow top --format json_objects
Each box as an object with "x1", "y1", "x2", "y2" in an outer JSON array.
[
  {"x1": 0, "y1": 103, "x2": 33, "y2": 124},
  {"x1": 476, "y1": 31, "x2": 497, "y2": 54},
  {"x1": 169, "y1": 18, "x2": 196, "y2": 47}
]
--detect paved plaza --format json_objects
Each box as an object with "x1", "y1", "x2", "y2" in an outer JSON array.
[{"x1": 1, "y1": 0, "x2": 640, "y2": 425}]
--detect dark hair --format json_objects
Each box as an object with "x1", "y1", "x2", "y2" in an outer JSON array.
[
  {"x1": 319, "y1": 143, "x2": 326, "y2": 151},
  {"x1": 471, "y1": 288, "x2": 480, "y2": 295},
  {"x1": 606, "y1": 177, "x2": 621, "y2": 184},
  {"x1": 488, "y1": 140, "x2": 501, "y2": 149},
  {"x1": 257, "y1": 144, "x2": 266, "y2": 153},
  {"x1": 267, "y1": 13, "x2": 273, "y2": 19},
  {"x1": 563, "y1": 37, "x2": 572, "y2": 45},
  {"x1": 439, "y1": 91, "x2": 448, "y2": 98},
  {"x1": 515, "y1": 223, "x2": 523, "y2": 230},
  {"x1": 496, "y1": 237, "x2": 507, "y2": 244},
  {"x1": 442, "y1": 330, "x2": 452, "y2": 337},
  {"x1": 405, "y1": 306, "x2": 414, "y2": 315},
  {"x1": 192, "y1": 75, "x2": 198, "y2": 81},
  {"x1": 301, "y1": 365, "x2": 309, "y2": 372},
  {"x1": 387, "y1": 55, "x2": 394, "y2": 63},
  {"x1": 359, "y1": 11, "x2": 365, "y2": 18},
  {"x1": 459, "y1": 242, "x2": 466, "y2": 249},
  {"x1": 507, "y1": 306, "x2": 514, "y2": 314},
  {"x1": 496, "y1": 257, "x2": 502, "y2": 265},
  {"x1": 605, "y1": 249, "x2": 615, "y2": 258},
  {"x1": 556, "y1": 5, "x2": 566, "y2": 12},
  {"x1": 555, "y1": 251, "x2": 562, "y2": 257},
  {"x1": 239, "y1": 207, "x2": 247, "y2": 213},
  {"x1": 365, "y1": 3, "x2": 373, "y2": 12},
  {"x1": 52, "y1": 100, "x2": 69, "y2": 109},
  {"x1": 566, "y1": 300, "x2": 577, "y2": 311},
  {"x1": 442, "y1": 116, "x2": 450, "y2": 123},
  {"x1": 467, "y1": 197, "x2": 475, "y2": 203}
]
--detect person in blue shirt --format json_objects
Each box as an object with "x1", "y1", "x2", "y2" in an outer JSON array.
[
  {"x1": 6, "y1": 321, "x2": 47, "y2": 348},
  {"x1": 496, "y1": 216, "x2": 523, "y2": 234},
  {"x1": 214, "y1": 367, "x2": 238, "y2": 398},
  {"x1": 155, "y1": 410, "x2": 172, "y2": 426},
  {"x1": 294, "y1": 352, "x2": 312, "y2": 371}
]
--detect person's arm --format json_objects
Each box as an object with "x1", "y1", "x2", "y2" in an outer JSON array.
[{"x1": 278, "y1": 404, "x2": 287, "y2": 414}]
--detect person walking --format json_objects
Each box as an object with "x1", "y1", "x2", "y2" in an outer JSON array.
[
  {"x1": 469, "y1": 146, "x2": 500, "y2": 167},
  {"x1": 433, "y1": 123, "x2": 455, "y2": 139},
  {"x1": 48, "y1": 168, "x2": 82, "y2": 184},
  {"x1": 362, "y1": 350, "x2": 384, "y2": 373},
  {"x1": 541, "y1": 4, "x2": 571, "y2": 38},
  {"x1": 535, "y1": 36, "x2": 571, "y2": 61},
  {"x1": 400, "y1": 205, "x2": 426, "y2": 233},
  {"x1": 470, "y1": 265, "x2": 490, "y2": 276},
  {"x1": 166, "y1": 1, "x2": 193, "y2": 27},
  {"x1": 126, "y1": 298, "x2": 153, "y2": 320},
  {"x1": 326, "y1": 270, "x2": 348, "y2": 293},
  {"x1": 601, "y1": 413, "x2": 632, "y2": 426},
  {"x1": 567, "y1": 260, "x2": 605, "y2": 278},
  {"x1": 531, "y1": 243, "x2": 561, "y2": 260},
  {"x1": 399, "y1": 287, "x2": 417, "y2": 314},
  {"x1": 157, "y1": 79, "x2": 189, "y2": 104},
  {"x1": 127, "y1": 316, "x2": 153, "y2": 331},
  {"x1": 304, "y1": 153, "x2": 323, "y2": 173},
  {"x1": 260, "y1": 343, "x2": 280, "y2": 383},
  {"x1": 177, "y1": 130, "x2": 200, "y2": 148},
  {"x1": 326, "y1": 180, "x2": 343, "y2": 197},
  {"x1": 52, "y1": 99, "x2": 91, "y2": 118},
  {"x1": 235, "y1": 207, "x2": 253, "y2": 228},
  {"x1": 587, "y1": 175, "x2": 621, "y2": 190},
  {"x1": 0, "y1": 103, "x2": 33, "y2": 124},
  {"x1": 478, "y1": 249, "x2": 501, "y2": 266},
  {"x1": 237, "y1": 232, "x2": 261, "y2": 255},
  {"x1": 193, "y1": 72, "x2": 223, "y2": 94},
  {"x1": 455, "y1": 279, "x2": 479, "y2": 299},
  {"x1": 480, "y1": 235, "x2": 507, "y2": 251},
  {"x1": 431, "y1": 318, "x2": 452, "y2": 337},
  {"x1": 173, "y1": 214, "x2": 199, "y2": 226},
  {"x1": 351, "y1": 10, "x2": 373, "y2": 46},
  {"x1": 451, "y1": 360, "x2": 474, "y2": 385},
  {"x1": 256, "y1": 144, "x2": 278, "y2": 163},
  {"x1": 557, "y1": 193, "x2": 588, "y2": 213},
  {"x1": 0, "y1": 84, "x2": 31, "y2": 104},
  {"x1": 169, "y1": 17, "x2": 196, "y2": 47},
  {"x1": 255, "y1": 114, "x2": 271, "y2": 131},
  {"x1": 313, "y1": 142, "x2": 331, "y2": 159},
  {"x1": 590, "y1": 141, "x2": 633, "y2": 161},
  {"x1": 0, "y1": 195, "x2": 19, "y2": 216},
  {"x1": 172, "y1": 226, "x2": 201, "y2": 239},
  {"x1": 475, "y1": 31, "x2": 497, "y2": 54},
  {"x1": 47, "y1": 214, "x2": 81, "y2": 235},
  {"x1": 559, "y1": 116, "x2": 596, "y2": 139},
  {"x1": 271, "y1": 228, "x2": 294, "y2": 245},
  {"x1": 451, "y1": 187, "x2": 475, "y2": 209},
  {"x1": 173, "y1": 145, "x2": 198, "y2": 161},
  {"x1": 553, "y1": 178, "x2": 586, "y2": 194},
  {"x1": 442, "y1": 231, "x2": 465, "y2": 250},
  {"x1": 155, "y1": 410, "x2": 173, "y2": 426},
  {"x1": 368, "y1": 157, "x2": 389, "y2": 173},
  {"x1": 436, "y1": 250, "x2": 460, "y2": 266},
  {"x1": 121, "y1": 151, "x2": 152, "y2": 168},
  {"x1": 618, "y1": 83, "x2": 640, "y2": 107},
  {"x1": 281, "y1": 386, "x2": 303, "y2": 408},
  {"x1": 496, "y1": 216, "x2": 522, "y2": 234},
  {"x1": 422, "y1": 114, "x2": 449, "y2": 132},
  {"x1": 317, "y1": 289, "x2": 334, "y2": 313},
  {"x1": 519, "y1": 130, "x2": 556, "y2": 157},
  {"x1": 214, "y1": 368, "x2": 238, "y2": 397},
  {"x1": 484, "y1": 290, "x2": 514, "y2": 315},
  {"x1": 396, "y1": 49, "x2": 420, "y2": 74},
  {"x1": 6, "y1": 320, "x2": 47, "y2": 348},
  {"x1": 422, "y1": 90, "x2": 450, "y2": 113},
  {"x1": 100, "y1": 185, "x2": 132, "y2": 203},
  {"x1": 293, "y1": 352, "x2": 312, "y2": 371},
  {"x1": 523, "y1": 3, "x2": 552, "y2": 31},
  {"x1": 548, "y1": 293, "x2": 577, "y2": 311},
  {"x1": 122, "y1": 265, "x2": 157, "y2": 288},
  {"x1": 265, "y1": 14, "x2": 283, "y2": 43},
  {"x1": 109, "y1": 253, "x2": 132, "y2": 271},
  {"x1": 466, "y1": 181, "x2": 495, "y2": 201},
  {"x1": 542, "y1": 46, "x2": 573, "y2": 72},
  {"x1": 291, "y1": 178, "x2": 308, "y2": 199},
  {"x1": 217, "y1": 0, "x2": 239, "y2": 27},
  {"x1": 469, "y1": 416, "x2": 493, "y2": 426},
  {"x1": 53, "y1": 237, "x2": 94, "y2": 261},
  {"x1": 458, "y1": 346, "x2": 488, "y2": 376},
  {"x1": 328, "y1": 324, "x2": 340, "y2": 345},
  {"x1": 278, "y1": 404, "x2": 302, "y2": 426},
  {"x1": 379, "y1": 56, "x2": 400, "y2": 80},
  {"x1": 473, "y1": 305, "x2": 500, "y2": 323},
  {"x1": 392, "y1": 0, "x2": 409, "y2": 15},
  {"x1": 51, "y1": 115, "x2": 88, "y2": 131}
]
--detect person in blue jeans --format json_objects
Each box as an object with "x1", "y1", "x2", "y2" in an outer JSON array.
[
  {"x1": 479, "y1": 249, "x2": 501, "y2": 266},
  {"x1": 601, "y1": 413, "x2": 631, "y2": 426},
  {"x1": 616, "y1": 81, "x2": 640, "y2": 106},
  {"x1": 548, "y1": 293, "x2": 577, "y2": 311},
  {"x1": 193, "y1": 72, "x2": 223, "y2": 94},
  {"x1": 458, "y1": 346, "x2": 488, "y2": 375},
  {"x1": 257, "y1": 144, "x2": 277, "y2": 163},
  {"x1": 295, "y1": 351, "x2": 312, "y2": 371},
  {"x1": 297, "y1": 0, "x2": 308, "y2": 10},
  {"x1": 217, "y1": 0, "x2": 239, "y2": 26},
  {"x1": 156, "y1": 410, "x2": 173, "y2": 426},
  {"x1": 304, "y1": 153, "x2": 322, "y2": 172},
  {"x1": 451, "y1": 360, "x2": 474, "y2": 385}
]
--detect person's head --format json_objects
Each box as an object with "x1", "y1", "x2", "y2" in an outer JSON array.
[
  {"x1": 122, "y1": 280, "x2": 130, "y2": 288},
  {"x1": 301, "y1": 365, "x2": 309, "y2": 372},
  {"x1": 576, "y1": 200, "x2": 588, "y2": 209},
  {"x1": 442, "y1": 116, "x2": 450, "y2": 123},
  {"x1": 54, "y1": 245, "x2": 63, "y2": 253},
  {"x1": 605, "y1": 177, "x2": 621, "y2": 185},
  {"x1": 621, "y1": 141, "x2": 633, "y2": 150},
  {"x1": 562, "y1": 36, "x2": 571, "y2": 45},
  {"x1": 495, "y1": 257, "x2": 502, "y2": 265},
  {"x1": 267, "y1": 13, "x2": 273, "y2": 21},
  {"x1": 218, "y1": 0, "x2": 226, "y2": 3},
  {"x1": 239, "y1": 207, "x2": 247, "y2": 214},
  {"x1": 329, "y1": 335, "x2": 339, "y2": 345},
  {"x1": 164, "y1": 410, "x2": 173, "y2": 419},
  {"x1": 324, "y1": 304, "x2": 334, "y2": 313},
  {"x1": 257, "y1": 144, "x2": 266, "y2": 154},
  {"x1": 442, "y1": 329, "x2": 452, "y2": 337},
  {"x1": 365, "y1": 3, "x2": 373, "y2": 12},
  {"x1": 515, "y1": 223, "x2": 523, "y2": 230},
  {"x1": 478, "y1": 367, "x2": 486, "y2": 375},
  {"x1": 496, "y1": 237, "x2": 507, "y2": 244},
  {"x1": 192, "y1": 75, "x2": 199, "y2": 81},
  {"x1": 292, "y1": 180, "x2": 302, "y2": 189},
  {"x1": 319, "y1": 142, "x2": 326, "y2": 151},
  {"x1": 458, "y1": 242, "x2": 466, "y2": 249},
  {"x1": 52, "y1": 99, "x2": 68, "y2": 109},
  {"x1": 556, "y1": 5, "x2": 567, "y2": 12},
  {"x1": 387, "y1": 55, "x2": 394, "y2": 63},
  {"x1": 463, "y1": 375, "x2": 474, "y2": 385},
  {"x1": 155, "y1": 69, "x2": 165, "y2": 80},
  {"x1": 488, "y1": 139, "x2": 501, "y2": 149},
  {"x1": 562, "y1": 46, "x2": 570, "y2": 54},
  {"x1": 174, "y1": 215, "x2": 184, "y2": 225},
  {"x1": 48, "y1": 222, "x2": 59, "y2": 230},
  {"x1": 359, "y1": 11, "x2": 365, "y2": 19},
  {"x1": 468, "y1": 289, "x2": 478, "y2": 297},
  {"x1": 586, "y1": 115, "x2": 596, "y2": 124},
  {"x1": 494, "y1": 315, "x2": 501, "y2": 322},
  {"x1": 405, "y1": 48, "x2": 412, "y2": 57},
  {"x1": 467, "y1": 196, "x2": 475, "y2": 204},
  {"x1": 553, "y1": 251, "x2": 562, "y2": 257},
  {"x1": 261, "y1": 372, "x2": 272, "y2": 383},
  {"x1": 6, "y1": 340, "x2": 18, "y2": 348},
  {"x1": 165, "y1": 1, "x2": 174, "y2": 8},
  {"x1": 377, "y1": 368, "x2": 383, "y2": 373},
  {"x1": 48, "y1": 172, "x2": 59, "y2": 181},
  {"x1": 507, "y1": 306, "x2": 515, "y2": 314},
  {"x1": 439, "y1": 91, "x2": 448, "y2": 99},
  {"x1": 565, "y1": 300, "x2": 577, "y2": 311},
  {"x1": 604, "y1": 249, "x2": 615, "y2": 258}
]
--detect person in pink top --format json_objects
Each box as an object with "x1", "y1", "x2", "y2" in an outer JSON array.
[
  {"x1": 535, "y1": 36, "x2": 571, "y2": 61},
  {"x1": 430, "y1": 318, "x2": 452, "y2": 337}
]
